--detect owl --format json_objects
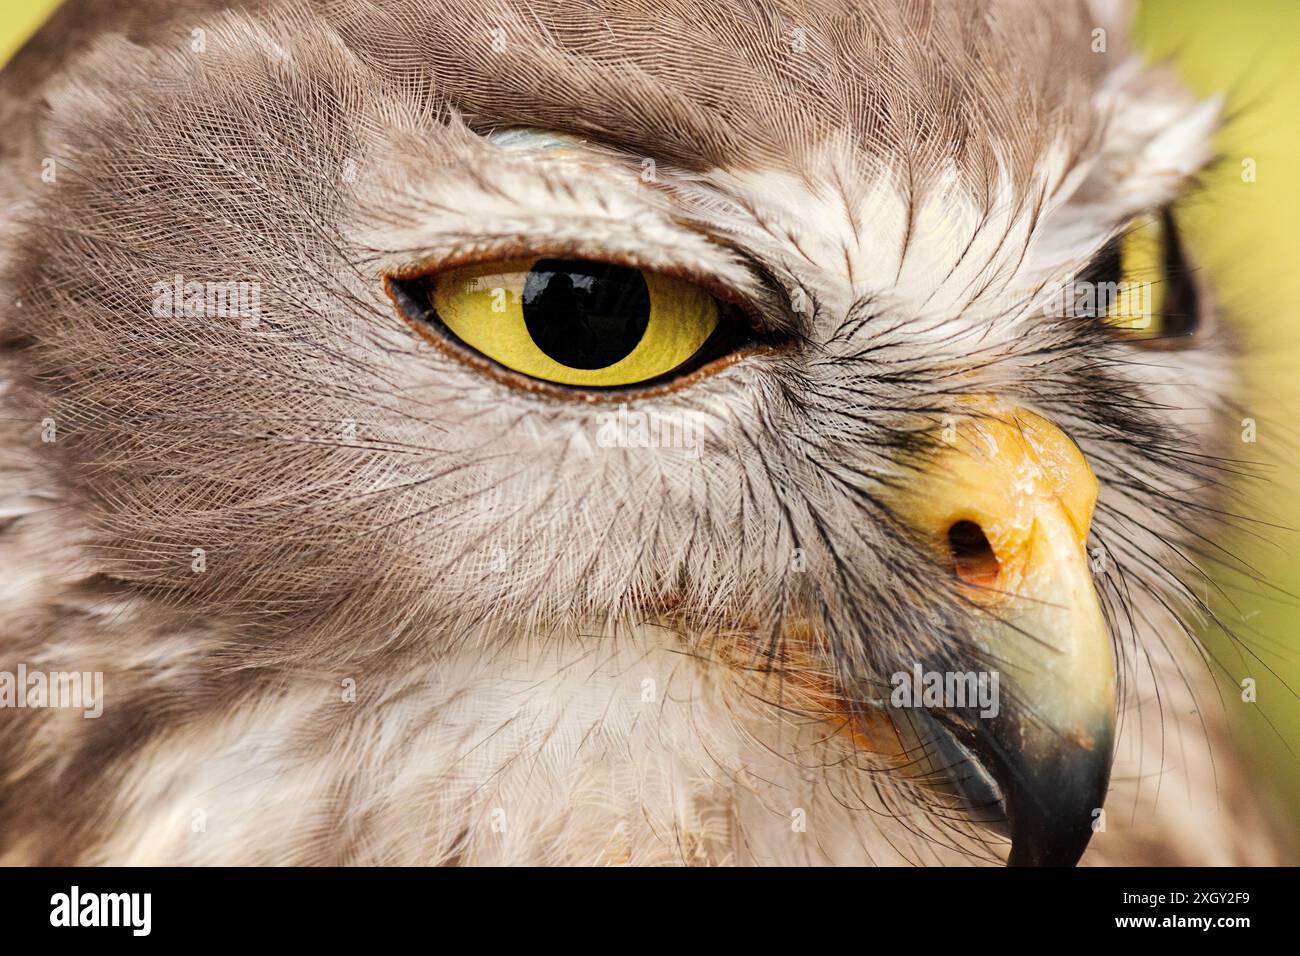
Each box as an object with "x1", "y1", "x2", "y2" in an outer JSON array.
[{"x1": 0, "y1": 0, "x2": 1291, "y2": 866}]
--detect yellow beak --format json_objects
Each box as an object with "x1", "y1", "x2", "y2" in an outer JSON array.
[{"x1": 886, "y1": 402, "x2": 1116, "y2": 866}]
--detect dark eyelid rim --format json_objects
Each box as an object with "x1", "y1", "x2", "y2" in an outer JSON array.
[
  {"x1": 383, "y1": 267, "x2": 781, "y2": 405},
  {"x1": 384, "y1": 239, "x2": 777, "y2": 333}
]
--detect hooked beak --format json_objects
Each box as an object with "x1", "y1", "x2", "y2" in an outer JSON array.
[{"x1": 885, "y1": 402, "x2": 1116, "y2": 866}]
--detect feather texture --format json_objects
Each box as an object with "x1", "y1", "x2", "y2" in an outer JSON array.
[{"x1": 0, "y1": 0, "x2": 1288, "y2": 864}]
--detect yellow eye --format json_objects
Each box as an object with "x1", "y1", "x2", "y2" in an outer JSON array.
[
  {"x1": 395, "y1": 258, "x2": 740, "y2": 389},
  {"x1": 1086, "y1": 209, "x2": 1199, "y2": 345},
  {"x1": 1104, "y1": 215, "x2": 1165, "y2": 333}
]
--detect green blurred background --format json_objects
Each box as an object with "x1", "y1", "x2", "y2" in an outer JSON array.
[
  {"x1": 1131, "y1": 0, "x2": 1300, "y2": 838},
  {"x1": 1, "y1": 0, "x2": 1296, "y2": 837},
  {"x1": 1, "y1": 2, "x2": 48, "y2": 66}
]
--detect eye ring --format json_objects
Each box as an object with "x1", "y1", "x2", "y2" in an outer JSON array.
[{"x1": 384, "y1": 258, "x2": 770, "y2": 402}]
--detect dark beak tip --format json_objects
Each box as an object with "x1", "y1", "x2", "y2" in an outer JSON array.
[
  {"x1": 1006, "y1": 817, "x2": 1097, "y2": 867},
  {"x1": 973, "y1": 722, "x2": 1115, "y2": 868}
]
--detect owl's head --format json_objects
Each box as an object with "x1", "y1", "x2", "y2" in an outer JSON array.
[{"x1": 2, "y1": 0, "x2": 1241, "y2": 865}]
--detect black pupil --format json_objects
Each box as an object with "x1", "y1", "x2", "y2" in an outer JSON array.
[{"x1": 522, "y1": 259, "x2": 650, "y2": 369}]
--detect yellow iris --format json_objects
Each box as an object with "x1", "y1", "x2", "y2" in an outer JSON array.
[
  {"x1": 430, "y1": 258, "x2": 720, "y2": 387},
  {"x1": 1104, "y1": 215, "x2": 1165, "y2": 334}
]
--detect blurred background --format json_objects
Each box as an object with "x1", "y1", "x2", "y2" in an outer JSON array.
[
  {"x1": 0, "y1": 1, "x2": 52, "y2": 67},
  {"x1": 1131, "y1": 0, "x2": 1300, "y2": 842},
  {"x1": 2, "y1": 0, "x2": 1297, "y2": 844}
]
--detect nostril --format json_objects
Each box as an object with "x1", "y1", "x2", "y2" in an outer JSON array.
[{"x1": 948, "y1": 520, "x2": 999, "y2": 588}]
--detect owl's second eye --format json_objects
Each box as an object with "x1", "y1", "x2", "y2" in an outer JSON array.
[
  {"x1": 1080, "y1": 208, "x2": 1200, "y2": 347},
  {"x1": 390, "y1": 257, "x2": 752, "y2": 390}
]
